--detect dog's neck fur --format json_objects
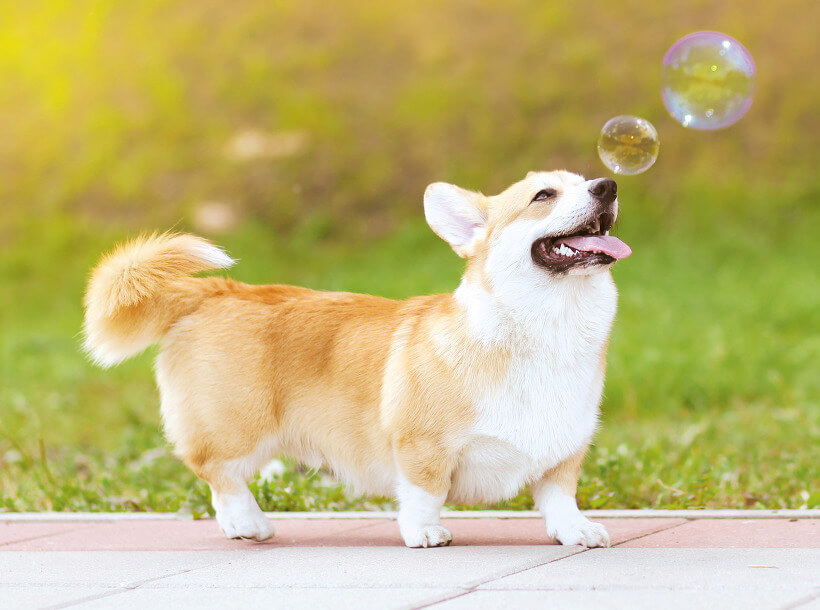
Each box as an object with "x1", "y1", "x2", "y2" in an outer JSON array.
[
  {"x1": 450, "y1": 263, "x2": 616, "y2": 478},
  {"x1": 454, "y1": 270, "x2": 618, "y2": 354}
]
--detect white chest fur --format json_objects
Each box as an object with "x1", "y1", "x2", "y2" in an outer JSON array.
[{"x1": 448, "y1": 274, "x2": 616, "y2": 504}]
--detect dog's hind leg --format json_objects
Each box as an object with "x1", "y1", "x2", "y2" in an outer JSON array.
[
  {"x1": 395, "y1": 474, "x2": 451, "y2": 548},
  {"x1": 156, "y1": 351, "x2": 277, "y2": 541},
  {"x1": 162, "y1": 403, "x2": 276, "y2": 541}
]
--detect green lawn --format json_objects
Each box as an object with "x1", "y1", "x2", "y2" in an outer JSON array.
[{"x1": 0, "y1": 0, "x2": 817, "y2": 513}]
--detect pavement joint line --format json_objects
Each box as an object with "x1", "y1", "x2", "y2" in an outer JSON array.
[
  {"x1": 410, "y1": 587, "x2": 474, "y2": 609},
  {"x1": 461, "y1": 547, "x2": 586, "y2": 591},
  {"x1": 779, "y1": 590, "x2": 820, "y2": 610},
  {"x1": 459, "y1": 543, "x2": 812, "y2": 595},
  {"x1": 45, "y1": 587, "x2": 131, "y2": 610},
  {"x1": 413, "y1": 545, "x2": 590, "y2": 608},
  {"x1": 43, "y1": 551, "x2": 250, "y2": 608},
  {"x1": 129, "y1": 584, "x2": 524, "y2": 590},
  {"x1": 1, "y1": 509, "x2": 817, "y2": 522},
  {"x1": 22, "y1": 578, "x2": 763, "y2": 592},
  {"x1": 0, "y1": 583, "x2": 540, "y2": 591},
  {"x1": 610, "y1": 517, "x2": 690, "y2": 548}
]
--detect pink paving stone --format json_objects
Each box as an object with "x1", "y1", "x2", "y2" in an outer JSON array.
[
  {"x1": 438, "y1": 518, "x2": 688, "y2": 547},
  {"x1": 0, "y1": 518, "x2": 689, "y2": 550},
  {"x1": 1, "y1": 519, "x2": 387, "y2": 551},
  {"x1": 0, "y1": 522, "x2": 94, "y2": 547},
  {"x1": 1, "y1": 520, "x2": 240, "y2": 552},
  {"x1": 620, "y1": 519, "x2": 820, "y2": 548},
  {"x1": 269, "y1": 519, "x2": 390, "y2": 547},
  {"x1": 2, "y1": 517, "x2": 815, "y2": 550},
  {"x1": 270, "y1": 517, "x2": 689, "y2": 547},
  {"x1": 286, "y1": 520, "x2": 401, "y2": 547}
]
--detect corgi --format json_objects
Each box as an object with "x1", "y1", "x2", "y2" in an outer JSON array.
[{"x1": 83, "y1": 170, "x2": 631, "y2": 548}]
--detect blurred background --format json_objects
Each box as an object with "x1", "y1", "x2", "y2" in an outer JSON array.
[{"x1": 1, "y1": 0, "x2": 817, "y2": 513}]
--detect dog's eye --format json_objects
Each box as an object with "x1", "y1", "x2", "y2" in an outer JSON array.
[{"x1": 532, "y1": 189, "x2": 557, "y2": 202}]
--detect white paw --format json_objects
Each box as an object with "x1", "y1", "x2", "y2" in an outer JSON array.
[
  {"x1": 401, "y1": 525, "x2": 453, "y2": 548},
  {"x1": 217, "y1": 511, "x2": 275, "y2": 541},
  {"x1": 548, "y1": 517, "x2": 610, "y2": 548}
]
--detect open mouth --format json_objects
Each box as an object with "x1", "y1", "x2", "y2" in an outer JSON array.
[{"x1": 531, "y1": 211, "x2": 632, "y2": 271}]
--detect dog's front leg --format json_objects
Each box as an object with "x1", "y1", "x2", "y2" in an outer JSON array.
[
  {"x1": 394, "y1": 442, "x2": 454, "y2": 548},
  {"x1": 531, "y1": 447, "x2": 610, "y2": 548}
]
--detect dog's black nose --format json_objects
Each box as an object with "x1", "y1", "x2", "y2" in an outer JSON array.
[{"x1": 589, "y1": 178, "x2": 617, "y2": 204}]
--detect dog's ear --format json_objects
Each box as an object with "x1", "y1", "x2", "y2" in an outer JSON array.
[{"x1": 424, "y1": 182, "x2": 487, "y2": 258}]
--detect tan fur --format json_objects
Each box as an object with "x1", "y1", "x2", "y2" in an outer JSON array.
[
  {"x1": 538, "y1": 446, "x2": 587, "y2": 497},
  {"x1": 84, "y1": 234, "x2": 523, "y2": 499},
  {"x1": 158, "y1": 284, "x2": 513, "y2": 499},
  {"x1": 83, "y1": 233, "x2": 234, "y2": 367}
]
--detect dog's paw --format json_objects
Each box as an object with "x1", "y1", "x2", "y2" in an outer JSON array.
[
  {"x1": 218, "y1": 511, "x2": 275, "y2": 541},
  {"x1": 401, "y1": 525, "x2": 453, "y2": 548},
  {"x1": 548, "y1": 516, "x2": 610, "y2": 548}
]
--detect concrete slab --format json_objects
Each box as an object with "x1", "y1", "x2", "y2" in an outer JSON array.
[
  {"x1": 429, "y1": 589, "x2": 820, "y2": 610},
  {"x1": 75, "y1": 586, "x2": 463, "y2": 610},
  {"x1": 152, "y1": 546, "x2": 580, "y2": 589},
  {"x1": 0, "y1": 585, "x2": 117, "y2": 610},
  {"x1": 480, "y1": 548, "x2": 820, "y2": 590},
  {"x1": 620, "y1": 518, "x2": 820, "y2": 548},
  {"x1": 0, "y1": 551, "x2": 239, "y2": 587}
]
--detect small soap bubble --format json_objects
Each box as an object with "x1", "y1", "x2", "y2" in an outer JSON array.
[
  {"x1": 662, "y1": 31, "x2": 756, "y2": 130},
  {"x1": 597, "y1": 115, "x2": 659, "y2": 175}
]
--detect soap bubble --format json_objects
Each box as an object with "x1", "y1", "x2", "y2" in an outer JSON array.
[
  {"x1": 662, "y1": 31, "x2": 756, "y2": 130},
  {"x1": 597, "y1": 115, "x2": 659, "y2": 175}
]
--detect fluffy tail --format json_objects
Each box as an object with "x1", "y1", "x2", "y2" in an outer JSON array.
[{"x1": 82, "y1": 232, "x2": 235, "y2": 367}]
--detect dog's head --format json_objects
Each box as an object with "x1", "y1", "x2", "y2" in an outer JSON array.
[{"x1": 424, "y1": 170, "x2": 631, "y2": 288}]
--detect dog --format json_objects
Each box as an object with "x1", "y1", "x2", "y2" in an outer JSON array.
[{"x1": 83, "y1": 170, "x2": 630, "y2": 548}]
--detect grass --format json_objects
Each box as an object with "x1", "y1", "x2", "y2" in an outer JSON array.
[
  {"x1": 2, "y1": 403, "x2": 817, "y2": 515},
  {"x1": 1, "y1": 196, "x2": 818, "y2": 513},
  {"x1": 0, "y1": 0, "x2": 818, "y2": 513}
]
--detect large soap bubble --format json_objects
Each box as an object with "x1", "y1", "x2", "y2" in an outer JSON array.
[
  {"x1": 662, "y1": 31, "x2": 756, "y2": 130},
  {"x1": 597, "y1": 116, "x2": 659, "y2": 175}
]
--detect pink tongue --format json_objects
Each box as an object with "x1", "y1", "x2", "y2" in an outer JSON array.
[{"x1": 557, "y1": 235, "x2": 632, "y2": 259}]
